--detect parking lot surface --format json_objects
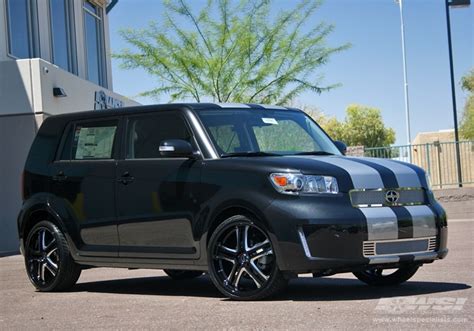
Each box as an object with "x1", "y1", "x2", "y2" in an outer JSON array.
[{"x1": 1, "y1": 219, "x2": 472, "y2": 330}]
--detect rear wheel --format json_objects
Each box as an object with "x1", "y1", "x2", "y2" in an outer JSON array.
[
  {"x1": 353, "y1": 265, "x2": 419, "y2": 286},
  {"x1": 24, "y1": 220, "x2": 81, "y2": 291},
  {"x1": 207, "y1": 215, "x2": 287, "y2": 300},
  {"x1": 163, "y1": 269, "x2": 203, "y2": 280}
]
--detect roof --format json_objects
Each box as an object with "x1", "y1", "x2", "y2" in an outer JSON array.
[{"x1": 51, "y1": 102, "x2": 302, "y2": 120}]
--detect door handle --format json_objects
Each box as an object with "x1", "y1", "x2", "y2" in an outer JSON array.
[
  {"x1": 117, "y1": 171, "x2": 135, "y2": 185},
  {"x1": 52, "y1": 171, "x2": 67, "y2": 182}
]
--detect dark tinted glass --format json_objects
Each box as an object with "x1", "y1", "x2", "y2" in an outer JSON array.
[
  {"x1": 50, "y1": 0, "x2": 70, "y2": 71},
  {"x1": 59, "y1": 125, "x2": 73, "y2": 160},
  {"x1": 6, "y1": 0, "x2": 30, "y2": 58},
  {"x1": 127, "y1": 113, "x2": 192, "y2": 159},
  {"x1": 198, "y1": 109, "x2": 341, "y2": 156},
  {"x1": 84, "y1": 10, "x2": 101, "y2": 85}
]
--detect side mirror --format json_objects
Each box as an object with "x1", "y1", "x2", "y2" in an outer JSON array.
[
  {"x1": 159, "y1": 139, "x2": 198, "y2": 158},
  {"x1": 334, "y1": 141, "x2": 347, "y2": 155}
]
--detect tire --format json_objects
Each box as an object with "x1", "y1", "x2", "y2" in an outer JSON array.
[
  {"x1": 24, "y1": 220, "x2": 82, "y2": 292},
  {"x1": 353, "y1": 265, "x2": 419, "y2": 286},
  {"x1": 163, "y1": 269, "x2": 203, "y2": 280},
  {"x1": 207, "y1": 215, "x2": 287, "y2": 301}
]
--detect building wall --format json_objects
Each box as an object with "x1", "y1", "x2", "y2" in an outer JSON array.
[
  {"x1": 0, "y1": 58, "x2": 139, "y2": 253},
  {"x1": 0, "y1": 0, "x2": 113, "y2": 89}
]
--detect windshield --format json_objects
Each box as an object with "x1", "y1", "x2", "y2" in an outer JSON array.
[{"x1": 197, "y1": 109, "x2": 341, "y2": 157}]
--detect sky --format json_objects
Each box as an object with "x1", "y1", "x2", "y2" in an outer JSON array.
[{"x1": 109, "y1": 0, "x2": 473, "y2": 145}]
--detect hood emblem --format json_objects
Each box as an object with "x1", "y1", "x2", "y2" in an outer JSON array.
[{"x1": 385, "y1": 190, "x2": 400, "y2": 204}]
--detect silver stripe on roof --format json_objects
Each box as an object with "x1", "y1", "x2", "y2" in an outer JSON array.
[
  {"x1": 214, "y1": 103, "x2": 251, "y2": 108},
  {"x1": 254, "y1": 104, "x2": 288, "y2": 110}
]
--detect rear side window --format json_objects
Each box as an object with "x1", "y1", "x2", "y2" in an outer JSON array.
[
  {"x1": 126, "y1": 113, "x2": 193, "y2": 159},
  {"x1": 59, "y1": 120, "x2": 119, "y2": 160}
]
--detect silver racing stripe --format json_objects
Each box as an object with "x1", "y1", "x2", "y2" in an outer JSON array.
[
  {"x1": 404, "y1": 205, "x2": 437, "y2": 237},
  {"x1": 314, "y1": 157, "x2": 384, "y2": 189},
  {"x1": 363, "y1": 157, "x2": 422, "y2": 188},
  {"x1": 359, "y1": 207, "x2": 398, "y2": 240}
]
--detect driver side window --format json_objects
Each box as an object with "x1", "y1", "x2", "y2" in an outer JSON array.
[{"x1": 126, "y1": 113, "x2": 193, "y2": 159}]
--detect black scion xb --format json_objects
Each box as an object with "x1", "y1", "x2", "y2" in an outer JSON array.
[{"x1": 18, "y1": 103, "x2": 448, "y2": 300}]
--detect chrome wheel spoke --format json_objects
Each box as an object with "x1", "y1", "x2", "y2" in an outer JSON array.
[
  {"x1": 216, "y1": 245, "x2": 237, "y2": 264},
  {"x1": 44, "y1": 238, "x2": 56, "y2": 251},
  {"x1": 40, "y1": 262, "x2": 46, "y2": 282},
  {"x1": 44, "y1": 261, "x2": 57, "y2": 277},
  {"x1": 244, "y1": 266, "x2": 263, "y2": 288},
  {"x1": 232, "y1": 266, "x2": 245, "y2": 289},
  {"x1": 249, "y1": 260, "x2": 270, "y2": 281}
]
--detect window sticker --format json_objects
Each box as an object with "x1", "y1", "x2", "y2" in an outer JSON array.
[
  {"x1": 74, "y1": 126, "x2": 116, "y2": 159},
  {"x1": 262, "y1": 118, "x2": 278, "y2": 125}
]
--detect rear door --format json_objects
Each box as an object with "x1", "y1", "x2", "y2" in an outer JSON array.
[
  {"x1": 52, "y1": 118, "x2": 121, "y2": 257},
  {"x1": 116, "y1": 111, "x2": 202, "y2": 259}
]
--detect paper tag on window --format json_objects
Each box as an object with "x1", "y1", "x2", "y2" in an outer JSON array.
[{"x1": 262, "y1": 118, "x2": 278, "y2": 125}]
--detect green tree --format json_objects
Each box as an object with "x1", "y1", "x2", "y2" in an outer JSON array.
[
  {"x1": 460, "y1": 69, "x2": 474, "y2": 139},
  {"x1": 304, "y1": 104, "x2": 395, "y2": 148},
  {"x1": 114, "y1": 0, "x2": 349, "y2": 104}
]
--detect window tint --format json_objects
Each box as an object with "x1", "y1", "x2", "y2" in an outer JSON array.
[
  {"x1": 59, "y1": 125, "x2": 73, "y2": 160},
  {"x1": 50, "y1": 0, "x2": 74, "y2": 72},
  {"x1": 71, "y1": 121, "x2": 118, "y2": 160},
  {"x1": 6, "y1": 0, "x2": 31, "y2": 58},
  {"x1": 127, "y1": 113, "x2": 193, "y2": 159},
  {"x1": 83, "y1": 1, "x2": 105, "y2": 86}
]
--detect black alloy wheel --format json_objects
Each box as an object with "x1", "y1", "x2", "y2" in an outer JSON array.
[
  {"x1": 25, "y1": 221, "x2": 81, "y2": 291},
  {"x1": 353, "y1": 265, "x2": 419, "y2": 286},
  {"x1": 207, "y1": 215, "x2": 287, "y2": 300}
]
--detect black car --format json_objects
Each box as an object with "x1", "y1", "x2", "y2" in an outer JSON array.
[{"x1": 18, "y1": 103, "x2": 448, "y2": 300}]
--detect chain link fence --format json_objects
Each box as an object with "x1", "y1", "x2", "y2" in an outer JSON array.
[{"x1": 363, "y1": 141, "x2": 474, "y2": 188}]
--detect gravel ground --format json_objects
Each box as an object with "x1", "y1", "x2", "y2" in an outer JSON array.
[{"x1": 0, "y1": 219, "x2": 472, "y2": 330}]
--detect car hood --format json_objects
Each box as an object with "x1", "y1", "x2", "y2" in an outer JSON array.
[{"x1": 225, "y1": 155, "x2": 428, "y2": 192}]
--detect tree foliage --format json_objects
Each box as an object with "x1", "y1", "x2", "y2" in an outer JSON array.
[
  {"x1": 304, "y1": 104, "x2": 396, "y2": 148},
  {"x1": 460, "y1": 69, "x2": 474, "y2": 139},
  {"x1": 114, "y1": 0, "x2": 349, "y2": 104}
]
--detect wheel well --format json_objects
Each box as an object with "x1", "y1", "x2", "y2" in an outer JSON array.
[
  {"x1": 22, "y1": 210, "x2": 54, "y2": 240},
  {"x1": 206, "y1": 206, "x2": 262, "y2": 247}
]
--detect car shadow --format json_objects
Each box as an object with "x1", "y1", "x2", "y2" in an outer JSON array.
[{"x1": 72, "y1": 274, "x2": 471, "y2": 301}]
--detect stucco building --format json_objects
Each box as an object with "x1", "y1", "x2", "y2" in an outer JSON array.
[{"x1": 0, "y1": 0, "x2": 139, "y2": 253}]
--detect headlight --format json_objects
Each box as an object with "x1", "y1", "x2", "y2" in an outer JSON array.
[{"x1": 269, "y1": 173, "x2": 339, "y2": 195}]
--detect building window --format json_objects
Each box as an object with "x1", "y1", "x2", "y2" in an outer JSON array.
[
  {"x1": 5, "y1": 0, "x2": 38, "y2": 59},
  {"x1": 49, "y1": 0, "x2": 76, "y2": 73},
  {"x1": 83, "y1": 0, "x2": 106, "y2": 87}
]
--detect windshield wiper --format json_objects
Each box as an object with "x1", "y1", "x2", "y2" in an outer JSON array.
[
  {"x1": 293, "y1": 151, "x2": 334, "y2": 156},
  {"x1": 220, "y1": 151, "x2": 282, "y2": 158}
]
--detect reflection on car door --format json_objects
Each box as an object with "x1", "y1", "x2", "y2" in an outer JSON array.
[
  {"x1": 116, "y1": 111, "x2": 202, "y2": 259},
  {"x1": 51, "y1": 119, "x2": 121, "y2": 257}
]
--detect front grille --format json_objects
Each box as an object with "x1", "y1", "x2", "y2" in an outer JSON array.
[
  {"x1": 350, "y1": 188, "x2": 426, "y2": 207},
  {"x1": 363, "y1": 236, "x2": 437, "y2": 257}
]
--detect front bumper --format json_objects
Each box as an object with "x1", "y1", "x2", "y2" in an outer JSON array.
[{"x1": 265, "y1": 193, "x2": 448, "y2": 273}]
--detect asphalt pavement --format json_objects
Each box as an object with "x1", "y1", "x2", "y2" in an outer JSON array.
[{"x1": 1, "y1": 219, "x2": 472, "y2": 330}]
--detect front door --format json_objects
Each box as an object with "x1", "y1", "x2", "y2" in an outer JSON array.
[
  {"x1": 116, "y1": 111, "x2": 202, "y2": 259},
  {"x1": 51, "y1": 118, "x2": 121, "y2": 257}
]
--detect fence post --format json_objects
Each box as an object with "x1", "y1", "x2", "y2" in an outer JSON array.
[
  {"x1": 425, "y1": 143, "x2": 431, "y2": 179},
  {"x1": 434, "y1": 141, "x2": 442, "y2": 189}
]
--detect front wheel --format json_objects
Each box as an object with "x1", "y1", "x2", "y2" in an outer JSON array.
[
  {"x1": 353, "y1": 265, "x2": 419, "y2": 286},
  {"x1": 207, "y1": 215, "x2": 287, "y2": 301},
  {"x1": 24, "y1": 220, "x2": 81, "y2": 291}
]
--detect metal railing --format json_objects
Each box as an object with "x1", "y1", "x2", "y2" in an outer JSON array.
[{"x1": 364, "y1": 141, "x2": 474, "y2": 188}]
